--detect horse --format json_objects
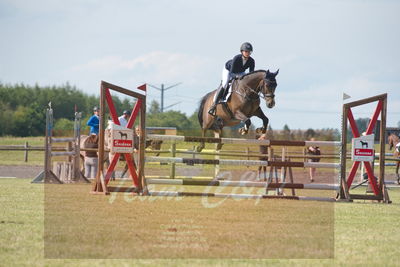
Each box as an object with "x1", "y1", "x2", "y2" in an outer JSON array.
[
  {"x1": 79, "y1": 132, "x2": 163, "y2": 179},
  {"x1": 197, "y1": 69, "x2": 278, "y2": 151},
  {"x1": 103, "y1": 127, "x2": 163, "y2": 179},
  {"x1": 388, "y1": 133, "x2": 400, "y2": 184},
  {"x1": 79, "y1": 135, "x2": 107, "y2": 177}
]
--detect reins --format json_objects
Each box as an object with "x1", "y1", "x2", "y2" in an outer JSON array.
[{"x1": 232, "y1": 78, "x2": 274, "y2": 101}]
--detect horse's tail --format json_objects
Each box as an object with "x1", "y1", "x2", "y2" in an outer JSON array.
[{"x1": 198, "y1": 92, "x2": 213, "y2": 128}]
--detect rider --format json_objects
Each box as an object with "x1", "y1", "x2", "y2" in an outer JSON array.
[{"x1": 208, "y1": 42, "x2": 255, "y2": 115}]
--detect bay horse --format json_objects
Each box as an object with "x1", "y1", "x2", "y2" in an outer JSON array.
[
  {"x1": 388, "y1": 133, "x2": 400, "y2": 184},
  {"x1": 79, "y1": 132, "x2": 162, "y2": 179},
  {"x1": 197, "y1": 69, "x2": 278, "y2": 151},
  {"x1": 103, "y1": 127, "x2": 163, "y2": 179}
]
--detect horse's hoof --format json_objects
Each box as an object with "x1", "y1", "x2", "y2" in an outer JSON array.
[
  {"x1": 256, "y1": 127, "x2": 266, "y2": 134},
  {"x1": 238, "y1": 128, "x2": 248, "y2": 135},
  {"x1": 216, "y1": 143, "x2": 223, "y2": 150}
]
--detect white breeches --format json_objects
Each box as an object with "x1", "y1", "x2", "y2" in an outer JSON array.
[
  {"x1": 219, "y1": 67, "x2": 245, "y2": 102},
  {"x1": 221, "y1": 68, "x2": 231, "y2": 88}
]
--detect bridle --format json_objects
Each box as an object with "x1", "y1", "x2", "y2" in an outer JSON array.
[
  {"x1": 259, "y1": 78, "x2": 276, "y2": 100},
  {"x1": 232, "y1": 75, "x2": 276, "y2": 101}
]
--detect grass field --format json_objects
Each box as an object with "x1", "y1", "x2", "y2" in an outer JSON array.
[
  {"x1": 1, "y1": 178, "x2": 399, "y2": 266},
  {"x1": 1, "y1": 136, "x2": 399, "y2": 266}
]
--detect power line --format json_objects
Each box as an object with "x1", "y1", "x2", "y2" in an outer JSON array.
[{"x1": 147, "y1": 82, "x2": 182, "y2": 112}]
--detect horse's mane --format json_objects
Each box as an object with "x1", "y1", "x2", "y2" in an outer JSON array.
[
  {"x1": 238, "y1": 70, "x2": 273, "y2": 88},
  {"x1": 239, "y1": 69, "x2": 277, "y2": 84},
  {"x1": 240, "y1": 70, "x2": 266, "y2": 81}
]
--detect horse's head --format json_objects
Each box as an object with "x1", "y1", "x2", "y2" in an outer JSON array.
[{"x1": 261, "y1": 69, "x2": 279, "y2": 108}]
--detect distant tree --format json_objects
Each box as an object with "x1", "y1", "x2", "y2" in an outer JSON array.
[
  {"x1": 266, "y1": 125, "x2": 274, "y2": 139},
  {"x1": 54, "y1": 118, "x2": 74, "y2": 134},
  {"x1": 304, "y1": 128, "x2": 316, "y2": 139},
  {"x1": 11, "y1": 104, "x2": 44, "y2": 136},
  {"x1": 0, "y1": 102, "x2": 14, "y2": 136},
  {"x1": 346, "y1": 117, "x2": 372, "y2": 140},
  {"x1": 282, "y1": 124, "x2": 291, "y2": 140},
  {"x1": 355, "y1": 118, "x2": 370, "y2": 134},
  {"x1": 188, "y1": 111, "x2": 199, "y2": 127},
  {"x1": 147, "y1": 109, "x2": 192, "y2": 131},
  {"x1": 0, "y1": 83, "x2": 131, "y2": 136},
  {"x1": 148, "y1": 100, "x2": 161, "y2": 114}
]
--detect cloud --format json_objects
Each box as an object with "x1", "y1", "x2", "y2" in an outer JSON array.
[{"x1": 71, "y1": 51, "x2": 215, "y2": 86}]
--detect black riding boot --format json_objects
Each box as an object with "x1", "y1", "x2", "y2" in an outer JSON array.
[{"x1": 208, "y1": 86, "x2": 225, "y2": 115}]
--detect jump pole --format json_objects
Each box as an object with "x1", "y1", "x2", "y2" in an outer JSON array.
[{"x1": 148, "y1": 191, "x2": 336, "y2": 202}]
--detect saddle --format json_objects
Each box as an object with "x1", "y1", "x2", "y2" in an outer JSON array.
[
  {"x1": 217, "y1": 81, "x2": 237, "y2": 120},
  {"x1": 209, "y1": 78, "x2": 239, "y2": 119},
  {"x1": 220, "y1": 79, "x2": 237, "y2": 101}
]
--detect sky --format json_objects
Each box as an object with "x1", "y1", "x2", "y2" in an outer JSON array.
[{"x1": 1, "y1": 0, "x2": 399, "y2": 130}]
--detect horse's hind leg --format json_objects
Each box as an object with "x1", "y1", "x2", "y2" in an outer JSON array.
[
  {"x1": 196, "y1": 128, "x2": 207, "y2": 152},
  {"x1": 214, "y1": 129, "x2": 223, "y2": 150}
]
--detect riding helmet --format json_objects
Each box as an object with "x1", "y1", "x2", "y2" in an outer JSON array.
[
  {"x1": 123, "y1": 110, "x2": 131, "y2": 115},
  {"x1": 240, "y1": 42, "x2": 253, "y2": 52},
  {"x1": 93, "y1": 106, "x2": 99, "y2": 111}
]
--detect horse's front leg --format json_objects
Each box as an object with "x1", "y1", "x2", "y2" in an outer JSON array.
[
  {"x1": 214, "y1": 129, "x2": 224, "y2": 150},
  {"x1": 238, "y1": 119, "x2": 251, "y2": 135},
  {"x1": 254, "y1": 107, "x2": 269, "y2": 134}
]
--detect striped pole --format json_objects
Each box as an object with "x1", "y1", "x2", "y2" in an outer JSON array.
[
  {"x1": 145, "y1": 156, "x2": 340, "y2": 169},
  {"x1": 147, "y1": 134, "x2": 341, "y2": 147},
  {"x1": 146, "y1": 178, "x2": 339, "y2": 190},
  {"x1": 148, "y1": 191, "x2": 336, "y2": 202}
]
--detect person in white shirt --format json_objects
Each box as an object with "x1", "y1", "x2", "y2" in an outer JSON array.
[{"x1": 118, "y1": 110, "x2": 131, "y2": 127}]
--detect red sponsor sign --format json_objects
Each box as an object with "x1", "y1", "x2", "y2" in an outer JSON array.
[
  {"x1": 354, "y1": 148, "x2": 373, "y2": 156},
  {"x1": 113, "y1": 139, "x2": 133, "y2": 147}
]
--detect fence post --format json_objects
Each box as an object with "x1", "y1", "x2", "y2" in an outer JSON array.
[
  {"x1": 170, "y1": 143, "x2": 176, "y2": 179},
  {"x1": 24, "y1": 141, "x2": 29, "y2": 162}
]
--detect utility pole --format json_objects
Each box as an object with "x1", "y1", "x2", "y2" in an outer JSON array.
[{"x1": 148, "y1": 83, "x2": 181, "y2": 112}]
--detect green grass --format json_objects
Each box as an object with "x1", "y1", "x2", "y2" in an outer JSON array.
[
  {"x1": 0, "y1": 137, "x2": 45, "y2": 165},
  {"x1": 1, "y1": 178, "x2": 399, "y2": 266}
]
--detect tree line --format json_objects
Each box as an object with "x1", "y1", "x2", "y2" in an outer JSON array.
[{"x1": 0, "y1": 82, "x2": 374, "y2": 141}]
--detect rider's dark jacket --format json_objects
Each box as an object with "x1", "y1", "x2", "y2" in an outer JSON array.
[{"x1": 225, "y1": 54, "x2": 255, "y2": 74}]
